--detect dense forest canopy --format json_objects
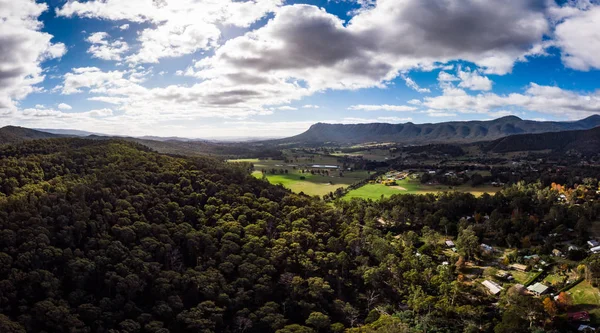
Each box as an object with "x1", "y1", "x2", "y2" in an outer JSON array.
[{"x1": 0, "y1": 138, "x2": 599, "y2": 332}]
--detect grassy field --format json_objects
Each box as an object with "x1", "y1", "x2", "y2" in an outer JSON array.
[
  {"x1": 571, "y1": 280, "x2": 600, "y2": 305},
  {"x1": 511, "y1": 271, "x2": 537, "y2": 284},
  {"x1": 251, "y1": 170, "x2": 371, "y2": 197},
  {"x1": 343, "y1": 178, "x2": 500, "y2": 200},
  {"x1": 570, "y1": 280, "x2": 600, "y2": 323},
  {"x1": 342, "y1": 184, "x2": 408, "y2": 200}
]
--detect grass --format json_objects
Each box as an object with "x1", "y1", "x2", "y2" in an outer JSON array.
[
  {"x1": 571, "y1": 280, "x2": 600, "y2": 305},
  {"x1": 543, "y1": 274, "x2": 565, "y2": 286},
  {"x1": 342, "y1": 184, "x2": 408, "y2": 200},
  {"x1": 252, "y1": 170, "x2": 371, "y2": 197},
  {"x1": 510, "y1": 270, "x2": 537, "y2": 284},
  {"x1": 343, "y1": 178, "x2": 500, "y2": 200}
]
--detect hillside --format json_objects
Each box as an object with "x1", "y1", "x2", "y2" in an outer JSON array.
[
  {"x1": 485, "y1": 126, "x2": 600, "y2": 154},
  {"x1": 281, "y1": 115, "x2": 600, "y2": 145},
  {"x1": 0, "y1": 138, "x2": 597, "y2": 332},
  {"x1": 0, "y1": 126, "x2": 61, "y2": 144}
]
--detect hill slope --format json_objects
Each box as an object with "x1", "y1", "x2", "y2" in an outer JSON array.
[
  {"x1": 485, "y1": 126, "x2": 600, "y2": 154},
  {"x1": 0, "y1": 126, "x2": 61, "y2": 144},
  {"x1": 281, "y1": 115, "x2": 600, "y2": 145}
]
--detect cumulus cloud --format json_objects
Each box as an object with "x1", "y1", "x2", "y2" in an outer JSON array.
[
  {"x1": 58, "y1": 103, "x2": 72, "y2": 110},
  {"x1": 420, "y1": 83, "x2": 600, "y2": 118},
  {"x1": 58, "y1": 0, "x2": 283, "y2": 64},
  {"x1": 86, "y1": 32, "x2": 129, "y2": 61},
  {"x1": 0, "y1": 0, "x2": 66, "y2": 113},
  {"x1": 554, "y1": 4, "x2": 600, "y2": 70},
  {"x1": 302, "y1": 104, "x2": 320, "y2": 109},
  {"x1": 456, "y1": 68, "x2": 493, "y2": 91},
  {"x1": 119, "y1": 24, "x2": 130, "y2": 30},
  {"x1": 348, "y1": 104, "x2": 418, "y2": 112}
]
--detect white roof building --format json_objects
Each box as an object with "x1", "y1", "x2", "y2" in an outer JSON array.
[
  {"x1": 591, "y1": 246, "x2": 600, "y2": 254},
  {"x1": 527, "y1": 282, "x2": 549, "y2": 295},
  {"x1": 481, "y1": 280, "x2": 503, "y2": 295}
]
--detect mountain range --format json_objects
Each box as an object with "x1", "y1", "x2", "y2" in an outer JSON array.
[
  {"x1": 281, "y1": 115, "x2": 600, "y2": 145},
  {"x1": 485, "y1": 126, "x2": 600, "y2": 154},
  {"x1": 1, "y1": 115, "x2": 600, "y2": 155}
]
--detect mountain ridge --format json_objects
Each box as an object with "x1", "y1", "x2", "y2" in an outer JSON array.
[
  {"x1": 280, "y1": 115, "x2": 600, "y2": 145},
  {"x1": 485, "y1": 126, "x2": 600, "y2": 154}
]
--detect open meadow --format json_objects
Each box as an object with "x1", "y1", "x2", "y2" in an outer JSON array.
[
  {"x1": 343, "y1": 177, "x2": 500, "y2": 200},
  {"x1": 229, "y1": 155, "x2": 373, "y2": 197}
]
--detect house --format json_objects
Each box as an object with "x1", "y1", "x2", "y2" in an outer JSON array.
[
  {"x1": 578, "y1": 325, "x2": 595, "y2": 332},
  {"x1": 570, "y1": 311, "x2": 591, "y2": 322},
  {"x1": 569, "y1": 245, "x2": 580, "y2": 252},
  {"x1": 527, "y1": 282, "x2": 549, "y2": 295},
  {"x1": 480, "y1": 244, "x2": 493, "y2": 252},
  {"x1": 591, "y1": 246, "x2": 600, "y2": 254},
  {"x1": 481, "y1": 280, "x2": 503, "y2": 295},
  {"x1": 552, "y1": 249, "x2": 563, "y2": 257},
  {"x1": 588, "y1": 240, "x2": 599, "y2": 248},
  {"x1": 445, "y1": 240, "x2": 455, "y2": 247},
  {"x1": 509, "y1": 264, "x2": 529, "y2": 272}
]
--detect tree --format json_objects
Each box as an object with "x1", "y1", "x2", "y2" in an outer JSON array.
[
  {"x1": 556, "y1": 292, "x2": 573, "y2": 310},
  {"x1": 305, "y1": 312, "x2": 330, "y2": 331},
  {"x1": 542, "y1": 297, "x2": 557, "y2": 317},
  {"x1": 456, "y1": 226, "x2": 479, "y2": 260}
]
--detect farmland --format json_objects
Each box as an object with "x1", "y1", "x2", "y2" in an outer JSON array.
[
  {"x1": 343, "y1": 177, "x2": 500, "y2": 200},
  {"x1": 229, "y1": 155, "x2": 373, "y2": 197}
]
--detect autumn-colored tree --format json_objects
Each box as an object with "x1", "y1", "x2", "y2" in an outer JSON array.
[
  {"x1": 556, "y1": 292, "x2": 573, "y2": 310},
  {"x1": 542, "y1": 297, "x2": 557, "y2": 317}
]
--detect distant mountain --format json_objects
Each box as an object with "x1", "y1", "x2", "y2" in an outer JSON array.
[
  {"x1": 280, "y1": 115, "x2": 600, "y2": 145},
  {"x1": 485, "y1": 126, "x2": 600, "y2": 154},
  {"x1": 0, "y1": 126, "x2": 62, "y2": 144},
  {"x1": 33, "y1": 128, "x2": 101, "y2": 136}
]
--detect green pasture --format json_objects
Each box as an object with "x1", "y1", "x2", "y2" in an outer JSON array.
[{"x1": 343, "y1": 178, "x2": 500, "y2": 200}]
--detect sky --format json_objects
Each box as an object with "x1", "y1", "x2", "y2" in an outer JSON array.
[{"x1": 1, "y1": 0, "x2": 600, "y2": 139}]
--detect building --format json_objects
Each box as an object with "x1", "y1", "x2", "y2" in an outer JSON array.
[
  {"x1": 588, "y1": 240, "x2": 599, "y2": 248},
  {"x1": 570, "y1": 311, "x2": 591, "y2": 322},
  {"x1": 445, "y1": 240, "x2": 455, "y2": 247},
  {"x1": 578, "y1": 325, "x2": 595, "y2": 332},
  {"x1": 481, "y1": 280, "x2": 503, "y2": 295},
  {"x1": 592, "y1": 246, "x2": 600, "y2": 254},
  {"x1": 509, "y1": 264, "x2": 529, "y2": 272},
  {"x1": 480, "y1": 244, "x2": 493, "y2": 252},
  {"x1": 527, "y1": 282, "x2": 549, "y2": 295}
]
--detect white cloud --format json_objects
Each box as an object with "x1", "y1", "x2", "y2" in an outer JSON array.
[
  {"x1": 437, "y1": 71, "x2": 459, "y2": 82},
  {"x1": 119, "y1": 24, "x2": 130, "y2": 30},
  {"x1": 86, "y1": 32, "x2": 129, "y2": 61},
  {"x1": 457, "y1": 68, "x2": 493, "y2": 91},
  {"x1": 0, "y1": 0, "x2": 66, "y2": 114},
  {"x1": 401, "y1": 74, "x2": 430, "y2": 93},
  {"x1": 554, "y1": 5, "x2": 600, "y2": 70},
  {"x1": 420, "y1": 83, "x2": 600, "y2": 118},
  {"x1": 348, "y1": 104, "x2": 418, "y2": 112},
  {"x1": 58, "y1": 103, "x2": 72, "y2": 110},
  {"x1": 425, "y1": 110, "x2": 457, "y2": 117},
  {"x1": 58, "y1": 0, "x2": 283, "y2": 64},
  {"x1": 277, "y1": 106, "x2": 297, "y2": 110},
  {"x1": 302, "y1": 104, "x2": 320, "y2": 109},
  {"x1": 86, "y1": 108, "x2": 113, "y2": 117}
]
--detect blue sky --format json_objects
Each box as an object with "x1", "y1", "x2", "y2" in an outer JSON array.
[{"x1": 1, "y1": 0, "x2": 600, "y2": 138}]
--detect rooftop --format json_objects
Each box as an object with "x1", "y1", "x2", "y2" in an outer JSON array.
[
  {"x1": 481, "y1": 280, "x2": 503, "y2": 295},
  {"x1": 527, "y1": 282, "x2": 549, "y2": 295}
]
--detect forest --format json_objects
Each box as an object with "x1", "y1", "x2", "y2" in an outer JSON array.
[{"x1": 0, "y1": 138, "x2": 599, "y2": 332}]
